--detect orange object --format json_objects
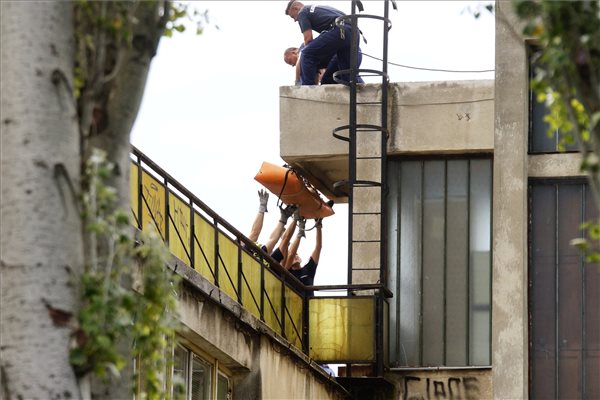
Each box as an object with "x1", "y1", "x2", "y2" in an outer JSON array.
[{"x1": 254, "y1": 162, "x2": 334, "y2": 219}]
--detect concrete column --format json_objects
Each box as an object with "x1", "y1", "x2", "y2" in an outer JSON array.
[{"x1": 492, "y1": 1, "x2": 529, "y2": 398}]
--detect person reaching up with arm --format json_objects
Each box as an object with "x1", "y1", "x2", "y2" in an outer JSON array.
[
  {"x1": 247, "y1": 190, "x2": 296, "y2": 257},
  {"x1": 263, "y1": 204, "x2": 296, "y2": 255},
  {"x1": 270, "y1": 211, "x2": 298, "y2": 265},
  {"x1": 285, "y1": 218, "x2": 322, "y2": 296},
  {"x1": 248, "y1": 189, "x2": 269, "y2": 244}
]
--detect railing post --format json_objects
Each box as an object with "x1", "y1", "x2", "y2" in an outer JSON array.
[
  {"x1": 302, "y1": 294, "x2": 309, "y2": 355},
  {"x1": 213, "y1": 219, "x2": 219, "y2": 286},
  {"x1": 189, "y1": 199, "x2": 195, "y2": 269},
  {"x1": 136, "y1": 155, "x2": 142, "y2": 230},
  {"x1": 280, "y1": 280, "x2": 286, "y2": 339},
  {"x1": 260, "y1": 256, "x2": 265, "y2": 321},
  {"x1": 237, "y1": 242, "x2": 243, "y2": 304},
  {"x1": 164, "y1": 177, "x2": 170, "y2": 244}
]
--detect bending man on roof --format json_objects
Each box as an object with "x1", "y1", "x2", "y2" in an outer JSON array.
[
  {"x1": 285, "y1": 1, "x2": 364, "y2": 86},
  {"x1": 283, "y1": 45, "x2": 336, "y2": 85}
]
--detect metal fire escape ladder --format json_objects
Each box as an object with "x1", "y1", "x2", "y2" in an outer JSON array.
[{"x1": 332, "y1": 0, "x2": 395, "y2": 377}]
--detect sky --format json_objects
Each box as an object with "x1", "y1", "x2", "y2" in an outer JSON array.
[{"x1": 130, "y1": 0, "x2": 495, "y2": 288}]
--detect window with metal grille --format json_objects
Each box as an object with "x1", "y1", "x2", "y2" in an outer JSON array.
[
  {"x1": 529, "y1": 179, "x2": 600, "y2": 399},
  {"x1": 528, "y1": 47, "x2": 578, "y2": 154},
  {"x1": 387, "y1": 158, "x2": 492, "y2": 367}
]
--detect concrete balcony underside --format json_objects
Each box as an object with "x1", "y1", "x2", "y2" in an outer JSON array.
[{"x1": 280, "y1": 80, "x2": 495, "y2": 202}]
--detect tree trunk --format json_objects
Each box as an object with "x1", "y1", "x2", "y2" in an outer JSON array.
[
  {"x1": 1, "y1": 2, "x2": 84, "y2": 399},
  {"x1": 80, "y1": 3, "x2": 168, "y2": 398},
  {"x1": 85, "y1": 2, "x2": 166, "y2": 210}
]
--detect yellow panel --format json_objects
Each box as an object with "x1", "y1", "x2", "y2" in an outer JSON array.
[
  {"x1": 284, "y1": 286, "x2": 304, "y2": 350},
  {"x1": 168, "y1": 195, "x2": 191, "y2": 265},
  {"x1": 217, "y1": 232, "x2": 239, "y2": 301},
  {"x1": 263, "y1": 269, "x2": 283, "y2": 334},
  {"x1": 193, "y1": 213, "x2": 216, "y2": 284},
  {"x1": 308, "y1": 297, "x2": 375, "y2": 362},
  {"x1": 141, "y1": 171, "x2": 166, "y2": 239},
  {"x1": 130, "y1": 162, "x2": 139, "y2": 228},
  {"x1": 240, "y1": 252, "x2": 262, "y2": 319}
]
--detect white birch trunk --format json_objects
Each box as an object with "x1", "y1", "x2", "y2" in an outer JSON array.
[{"x1": 1, "y1": 2, "x2": 84, "y2": 399}]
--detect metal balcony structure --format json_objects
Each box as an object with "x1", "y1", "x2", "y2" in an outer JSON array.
[{"x1": 129, "y1": 146, "x2": 391, "y2": 370}]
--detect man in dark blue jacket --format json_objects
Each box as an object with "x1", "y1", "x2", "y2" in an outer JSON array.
[{"x1": 285, "y1": 1, "x2": 364, "y2": 85}]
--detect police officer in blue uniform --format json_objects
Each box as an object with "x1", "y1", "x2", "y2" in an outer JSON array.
[{"x1": 285, "y1": 1, "x2": 364, "y2": 85}]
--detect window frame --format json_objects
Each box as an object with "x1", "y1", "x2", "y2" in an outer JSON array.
[
  {"x1": 169, "y1": 337, "x2": 233, "y2": 400},
  {"x1": 527, "y1": 45, "x2": 579, "y2": 155},
  {"x1": 387, "y1": 155, "x2": 493, "y2": 368}
]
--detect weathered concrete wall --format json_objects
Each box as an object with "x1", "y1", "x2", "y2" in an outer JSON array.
[
  {"x1": 493, "y1": 1, "x2": 528, "y2": 398},
  {"x1": 528, "y1": 153, "x2": 584, "y2": 177},
  {"x1": 173, "y1": 259, "x2": 349, "y2": 400},
  {"x1": 387, "y1": 369, "x2": 492, "y2": 400},
  {"x1": 280, "y1": 80, "x2": 494, "y2": 202},
  {"x1": 389, "y1": 81, "x2": 494, "y2": 154}
]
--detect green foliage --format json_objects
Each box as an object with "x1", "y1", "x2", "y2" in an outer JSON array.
[
  {"x1": 571, "y1": 221, "x2": 600, "y2": 266},
  {"x1": 73, "y1": 1, "x2": 135, "y2": 99},
  {"x1": 73, "y1": 1, "x2": 209, "y2": 98},
  {"x1": 72, "y1": 149, "x2": 180, "y2": 399},
  {"x1": 514, "y1": 0, "x2": 600, "y2": 265},
  {"x1": 164, "y1": 2, "x2": 212, "y2": 38},
  {"x1": 514, "y1": 0, "x2": 599, "y2": 152},
  {"x1": 132, "y1": 229, "x2": 181, "y2": 399}
]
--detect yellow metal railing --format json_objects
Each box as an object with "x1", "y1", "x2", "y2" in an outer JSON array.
[{"x1": 130, "y1": 147, "x2": 386, "y2": 365}]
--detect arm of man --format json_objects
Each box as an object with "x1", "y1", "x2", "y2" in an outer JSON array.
[
  {"x1": 303, "y1": 29, "x2": 313, "y2": 45},
  {"x1": 310, "y1": 221, "x2": 322, "y2": 265},
  {"x1": 248, "y1": 212, "x2": 264, "y2": 243},
  {"x1": 264, "y1": 205, "x2": 296, "y2": 254},
  {"x1": 285, "y1": 234, "x2": 302, "y2": 269},
  {"x1": 263, "y1": 222, "x2": 285, "y2": 255},
  {"x1": 277, "y1": 220, "x2": 297, "y2": 265},
  {"x1": 295, "y1": 59, "x2": 301, "y2": 83},
  {"x1": 248, "y1": 190, "x2": 269, "y2": 242}
]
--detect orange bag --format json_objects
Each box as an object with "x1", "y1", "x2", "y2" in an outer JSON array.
[{"x1": 254, "y1": 161, "x2": 334, "y2": 219}]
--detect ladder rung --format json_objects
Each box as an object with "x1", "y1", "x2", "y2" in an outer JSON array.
[
  {"x1": 354, "y1": 180, "x2": 381, "y2": 187},
  {"x1": 356, "y1": 156, "x2": 382, "y2": 160},
  {"x1": 352, "y1": 212, "x2": 382, "y2": 216},
  {"x1": 352, "y1": 240, "x2": 382, "y2": 243}
]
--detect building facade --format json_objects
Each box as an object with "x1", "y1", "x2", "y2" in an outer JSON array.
[
  {"x1": 130, "y1": 1, "x2": 598, "y2": 398},
  {"x1": 277, "y1": 2, "x2": 598, "y2": 398}
]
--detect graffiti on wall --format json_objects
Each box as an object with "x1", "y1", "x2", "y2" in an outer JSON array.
[
  {"x1": 170, "y1": 199, "x2": 190, "y2": 247},
  {"x1": 402, "y1": 376, "x2": 480, "y2": 400},
  {"x1": 142, "y1": 179, "x2": 165, "y2": 234}
]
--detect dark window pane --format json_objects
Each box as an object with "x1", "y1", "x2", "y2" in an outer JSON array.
[
  {"x1": 469, "y1": 160, "x2": 492, "y2": 366},
  {"x1": 387, "y1": 161, "x2": 400, "y2": 364},
  {"x1": 530, "y1": 180, "x2": 599, "y2": 399},
  {"x1": 584, "y1": 186, "x2": 600, "y2": 399},
  {"x1": 190, "y1": 354, "x2": 212, "y2": 400},
  {"x1": 531, "y1": 93, "x2": 558, "y2": 153},
  {"x1": 422, "y1": 161, "x2": 445, "y2": 365},
  {"x1": 399, "y1": 161, "x2": 422, "y2": 366},
  {"x1": 528, "y1": 48, "x2": 578, "y2": 154},
  {"x1": 557, "y1": 185, "x2": 583, "y2": 399},
  {"x1": 530, "y1": 184, "x2": 558, "y2": 400},
  {"x1": 217, "y1": 373, "x2": 230, "y2": 400},
  {"x1": 446, "y1": 160, "x2": 469, "y2": 366},
  {"x1": 172, "y1": 345, "x2": 188, "y2": 399}
]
